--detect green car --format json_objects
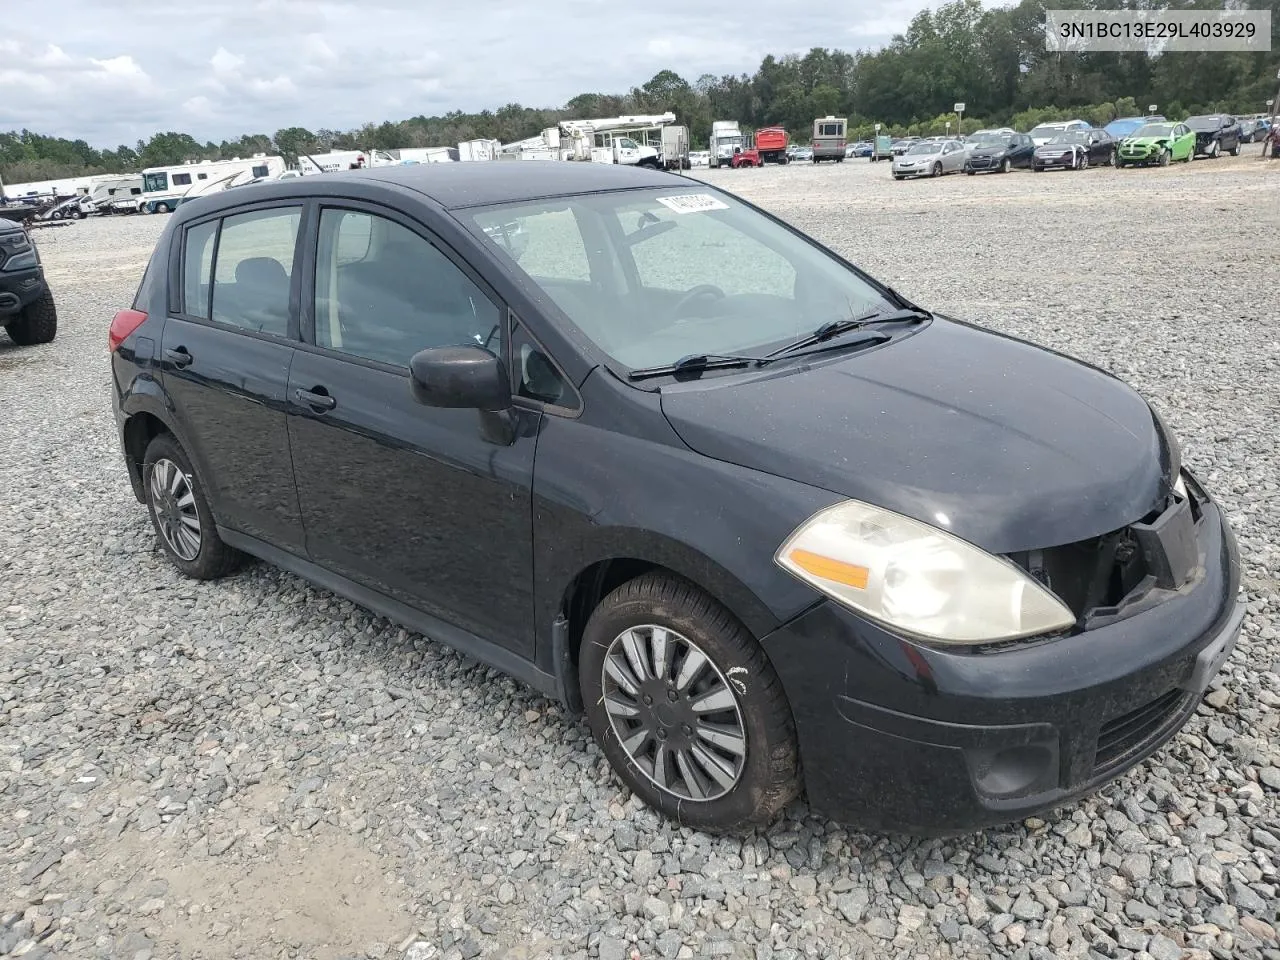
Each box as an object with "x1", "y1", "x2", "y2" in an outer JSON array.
[{"x1": 1116, "y1": 122, "x2": 1195, "y2": 167}]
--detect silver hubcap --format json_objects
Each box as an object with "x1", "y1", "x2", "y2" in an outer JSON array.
[
  {"x1": 601, "y1": 625, "x2": 747, "y2": 802},
  {"x1": 150, "y1": 458, "x2": 201, "y2": 561}
]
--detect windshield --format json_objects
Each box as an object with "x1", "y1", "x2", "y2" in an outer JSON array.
[
  {"x1": 142, "y1": 172, "x2": 168, "y2": 192},
  {"x1": 1185, "y1": 116, "x2": 1221, "y2": 132},
  {"x1": 1048, "y1": 132, "x2": 1087, "y2": 144},
  {"x1": 1135, "y1": 124, "x2": 1174, "y2": 138},
  {"x1": 1028, "y1": 125, "x2": 1064, "y2": 139},
  {"x1": 972, "y1": 136, "x2": 1008, "y2": 148},
  {"x1": 906, "y1": 142, "x2": 938, "y2": 155},
  {"x1": 463, "y1": 188, "x2": 892, "y2": 370}
]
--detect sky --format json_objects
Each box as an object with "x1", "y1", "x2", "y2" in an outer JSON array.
[{"x1": 2, "y1": 0, "x2": 978, "y2": 148}]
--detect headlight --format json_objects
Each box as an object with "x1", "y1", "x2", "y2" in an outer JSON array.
[
  {"x1": 775, "y1": 500, "x2": 1075, "y2": 645},
  {"x1": 1, "y1": 249, "x2": 37, "y2": 271}
]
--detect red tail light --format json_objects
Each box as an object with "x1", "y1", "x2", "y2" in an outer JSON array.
[{"x1": 109, "y1": 309, "x2": 148, "y2": 352}]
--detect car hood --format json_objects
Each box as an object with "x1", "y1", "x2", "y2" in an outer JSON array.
[
  {"x1": 658, "y1": 318, "x2": 1172, "y2": 554},
  {"x1": 1122, "y1": 137, "x2": 1167, "y2": 146},
  {"x1": 969, "y1": 146, "x2": 1007, "y2": 157}
]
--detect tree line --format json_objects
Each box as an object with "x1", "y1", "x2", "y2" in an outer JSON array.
[{"x1": 3, "y1": 0, "x2": 1277, "y2": 184}]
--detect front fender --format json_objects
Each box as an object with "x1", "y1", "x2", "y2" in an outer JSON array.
[{"x1": 530, "y1": 410, "x2": 842, "y2": 689}]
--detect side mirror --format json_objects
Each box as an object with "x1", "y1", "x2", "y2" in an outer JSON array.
[{"x1": 409, "y1": 345, "x2": 511, "y2": 411}]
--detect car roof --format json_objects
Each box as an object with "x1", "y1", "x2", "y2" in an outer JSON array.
[{"x1": 353, "y1": 160, "x2": 680, "y2": 210}]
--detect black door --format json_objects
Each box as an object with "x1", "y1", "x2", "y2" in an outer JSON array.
[
  {"x1": 287, "y1": 204, "x2": 538, "y2": 655},
  {"x1": 161, "y1": 205, "x2": 306, "y2": 553}
]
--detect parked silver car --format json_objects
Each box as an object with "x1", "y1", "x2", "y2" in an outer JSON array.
[{"x1": 892, "y1": 139, "x2": 967, "y2": 179}]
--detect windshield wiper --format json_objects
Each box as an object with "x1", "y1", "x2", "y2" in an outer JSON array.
[
  {"x1": 627, "y1": 352, "x2": 764, "y2": 380},
  {"x1": 766, "y1": 306, "x2": 930, "y2": 359}
]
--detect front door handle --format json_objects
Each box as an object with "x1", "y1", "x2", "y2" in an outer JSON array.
[
  {"x1": 164, "y1": 346, "x2": 193, "y2": 368},
  {"x1": 294, "y1": 387, "x2": 337, "y2": 412}
]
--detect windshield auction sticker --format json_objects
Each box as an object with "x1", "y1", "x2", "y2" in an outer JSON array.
[
  {"x1": 1045, "y1": 9, "x2": 1270, "y2": 52},
  {"x1": 656, "y1": 194, "x2": 730, "y2": 214}
]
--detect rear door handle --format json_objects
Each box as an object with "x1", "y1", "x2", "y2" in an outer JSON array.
[
  {"x1": 164, "y1": 347, "x2": 193, "y2": 368},
  {"x1": 294, "y1": 387, "x2": 337, "y2": 412}
]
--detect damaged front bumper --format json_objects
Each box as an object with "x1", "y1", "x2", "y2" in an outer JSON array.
[{"x1": 760, "y1": 490, "x2": 1242, "y2": 835}]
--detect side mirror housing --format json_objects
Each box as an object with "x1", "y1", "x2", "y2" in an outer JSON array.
[{"x1": 409, "y1": 345, "x2": 511, "y2": 411}]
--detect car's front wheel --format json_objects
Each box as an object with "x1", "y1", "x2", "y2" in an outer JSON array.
[
  {"x1": 4, "y1": 288, "x2": 57, "y2": 345},
  {"x1": 931, "y1": 162, "x2": 942, "y2": 177},
  {"x1": 143, "y1": 433, "x2": 244, "y2": 579},
  {"x1": 579, "y1": 573, "x2": 800, "y2": 832},
  {"x1": 1001, "y1": 157, "x2": 1012, "y2": 173},
  {"x1": 1158, "y1": 150, "x2": 1170, "y2": 166}
]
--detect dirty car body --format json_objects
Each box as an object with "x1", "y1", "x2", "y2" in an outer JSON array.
[{"x1": 110, "y1": 163, "x2": 1243, "y2": 835}]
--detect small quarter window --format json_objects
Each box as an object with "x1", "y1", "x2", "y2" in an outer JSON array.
[{"x1": 183, "y1": 220, "x2": 218, "y2": 320}]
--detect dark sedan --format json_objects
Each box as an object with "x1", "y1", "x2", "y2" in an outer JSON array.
[
  {"x1": 109, "y1": 163, "x2": 1243, "y2": 835},
  {"x1": 1186, "y1": 115, "x2": 1241, "y2": 158},
  {"x1": 964, "y1": 133, "x2": 1035, "y2": 174},
  {"x1": 1033, "y1": 128, "x2": 1116, "y2": 170}
]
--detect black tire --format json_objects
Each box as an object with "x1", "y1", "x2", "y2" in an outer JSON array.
[
  {"x1": 1228, "y1": 145, "x2": 1239, "y2": 156},
  {"x1": 1001, "y1": 157, "x2": 1012, "y2": 173},
  {"x1": 1079, "y1": 152, "x2": 1089, "y2": 170},
  {"x1": 1107, "y1": 149, "x2": 1116, "y2": 166},
  {"x1": 1158, "y1": 150, "x2": 1170, "y2": 167},
  {"x1": 5, "y1": 288, "x2": 57, "y2": 345},
  {"x1": 72, "y1": 207, "x2": 85, "y2": 220},
  {"x1": 931, "y1": 162, "x2": 942, "y2": 177},
  {"x1": 1032, "y1": 165, "x2": 1043, "y2": 172},
  {"x1": 893, "y1": 174, "x2": 904, "y2": 180},
  {"x1": 155, "y1": 202, "x2": 170, "y2": 213},
  {"x1": 578, "y1": 572, "x2": 800, "y2": 833},
  {"x1": 142, "y1": 433, "x2": 244, "y2": 580},
  {"x1": 965, "y1": 169, "x2": 975, "y2": 175}
]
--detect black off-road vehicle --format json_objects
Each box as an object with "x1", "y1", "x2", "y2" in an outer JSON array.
[{"x1": 0, "y1": 218, "x2": 57, "y2": 345}]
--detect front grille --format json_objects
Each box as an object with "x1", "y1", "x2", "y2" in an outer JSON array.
[
  {"x1": 970, "y1": 157, "x2": 994, "y2": 168},
  {"x1": 1094, "y1": 688, "x2": 1188, "y2": 773}
]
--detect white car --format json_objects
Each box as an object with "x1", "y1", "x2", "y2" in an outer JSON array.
[
  {"x1": 1027, "y1": 120, "x2": 1090, "y2": 146},
  {"x1": 892, "y1": 139, "x2": 967, "y2": 179}
]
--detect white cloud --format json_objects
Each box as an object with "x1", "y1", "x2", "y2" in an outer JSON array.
[
  {"x1": 210, "y1": 46, "x2": 245, "y2": 75},
  {"x1": 2, "y1": 0, "x2": 970, "y2": 145}
]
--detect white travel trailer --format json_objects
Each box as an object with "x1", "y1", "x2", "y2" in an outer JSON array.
[
  {"x1": 295, "y1": 149, "x2": 397, "y2": 175},
  {"x1": 392, "y1": 147, "x2": 457, "y2": 164},
  {"x1": 457, "y1": 139, "x2": 500, "y2": 161},
  {"x1": 140, "y1": 155, "x2": 285, "y2": 213}
]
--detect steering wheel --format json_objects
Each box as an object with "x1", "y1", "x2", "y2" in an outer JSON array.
[{"x1": 673, "y1": 284, "x2": 727, "y2": 319}]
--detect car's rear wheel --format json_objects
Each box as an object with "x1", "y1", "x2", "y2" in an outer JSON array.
[
  {"x1": 4, "y1": 288, "x2": 57, "y2": 345},
  {"x1": 143, "y1": 433, "x2": 244, "y2": 579},
  {"x1": 579, "y1": 573, "x2": 800, "y2": 832}
]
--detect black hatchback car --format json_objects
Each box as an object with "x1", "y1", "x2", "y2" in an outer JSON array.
[
  {"x1": 110, "y1": 163, "x2": 1243, "y2": 835},
  {"x1": 1186, "y1": 115, "x2": 1241, "y2": 158},
  {"x1": 964, "y1": 133, "x2": 1034, "y2": 174}
]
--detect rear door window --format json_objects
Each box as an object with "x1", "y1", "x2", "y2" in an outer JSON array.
[{"x1": 209, "y1": 206, "x2": 301, "y2": 337}]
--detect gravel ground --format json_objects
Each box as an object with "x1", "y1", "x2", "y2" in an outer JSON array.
[{"x1": 2, "y1": 148, "x2": 1279, "y2": 960}]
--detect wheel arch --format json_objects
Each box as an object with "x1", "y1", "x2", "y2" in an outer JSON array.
[{"x1": 549, "y1": 537, "x2": 797, "y2": 716}]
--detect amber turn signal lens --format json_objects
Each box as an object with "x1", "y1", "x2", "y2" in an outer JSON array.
[{"x1": 788, "y1": 549, "x2": 870, "y2": 589}]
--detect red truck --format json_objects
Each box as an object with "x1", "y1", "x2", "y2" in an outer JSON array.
[{"x1": 754, "y1": 126, "x2": 790, "y2": 164}]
